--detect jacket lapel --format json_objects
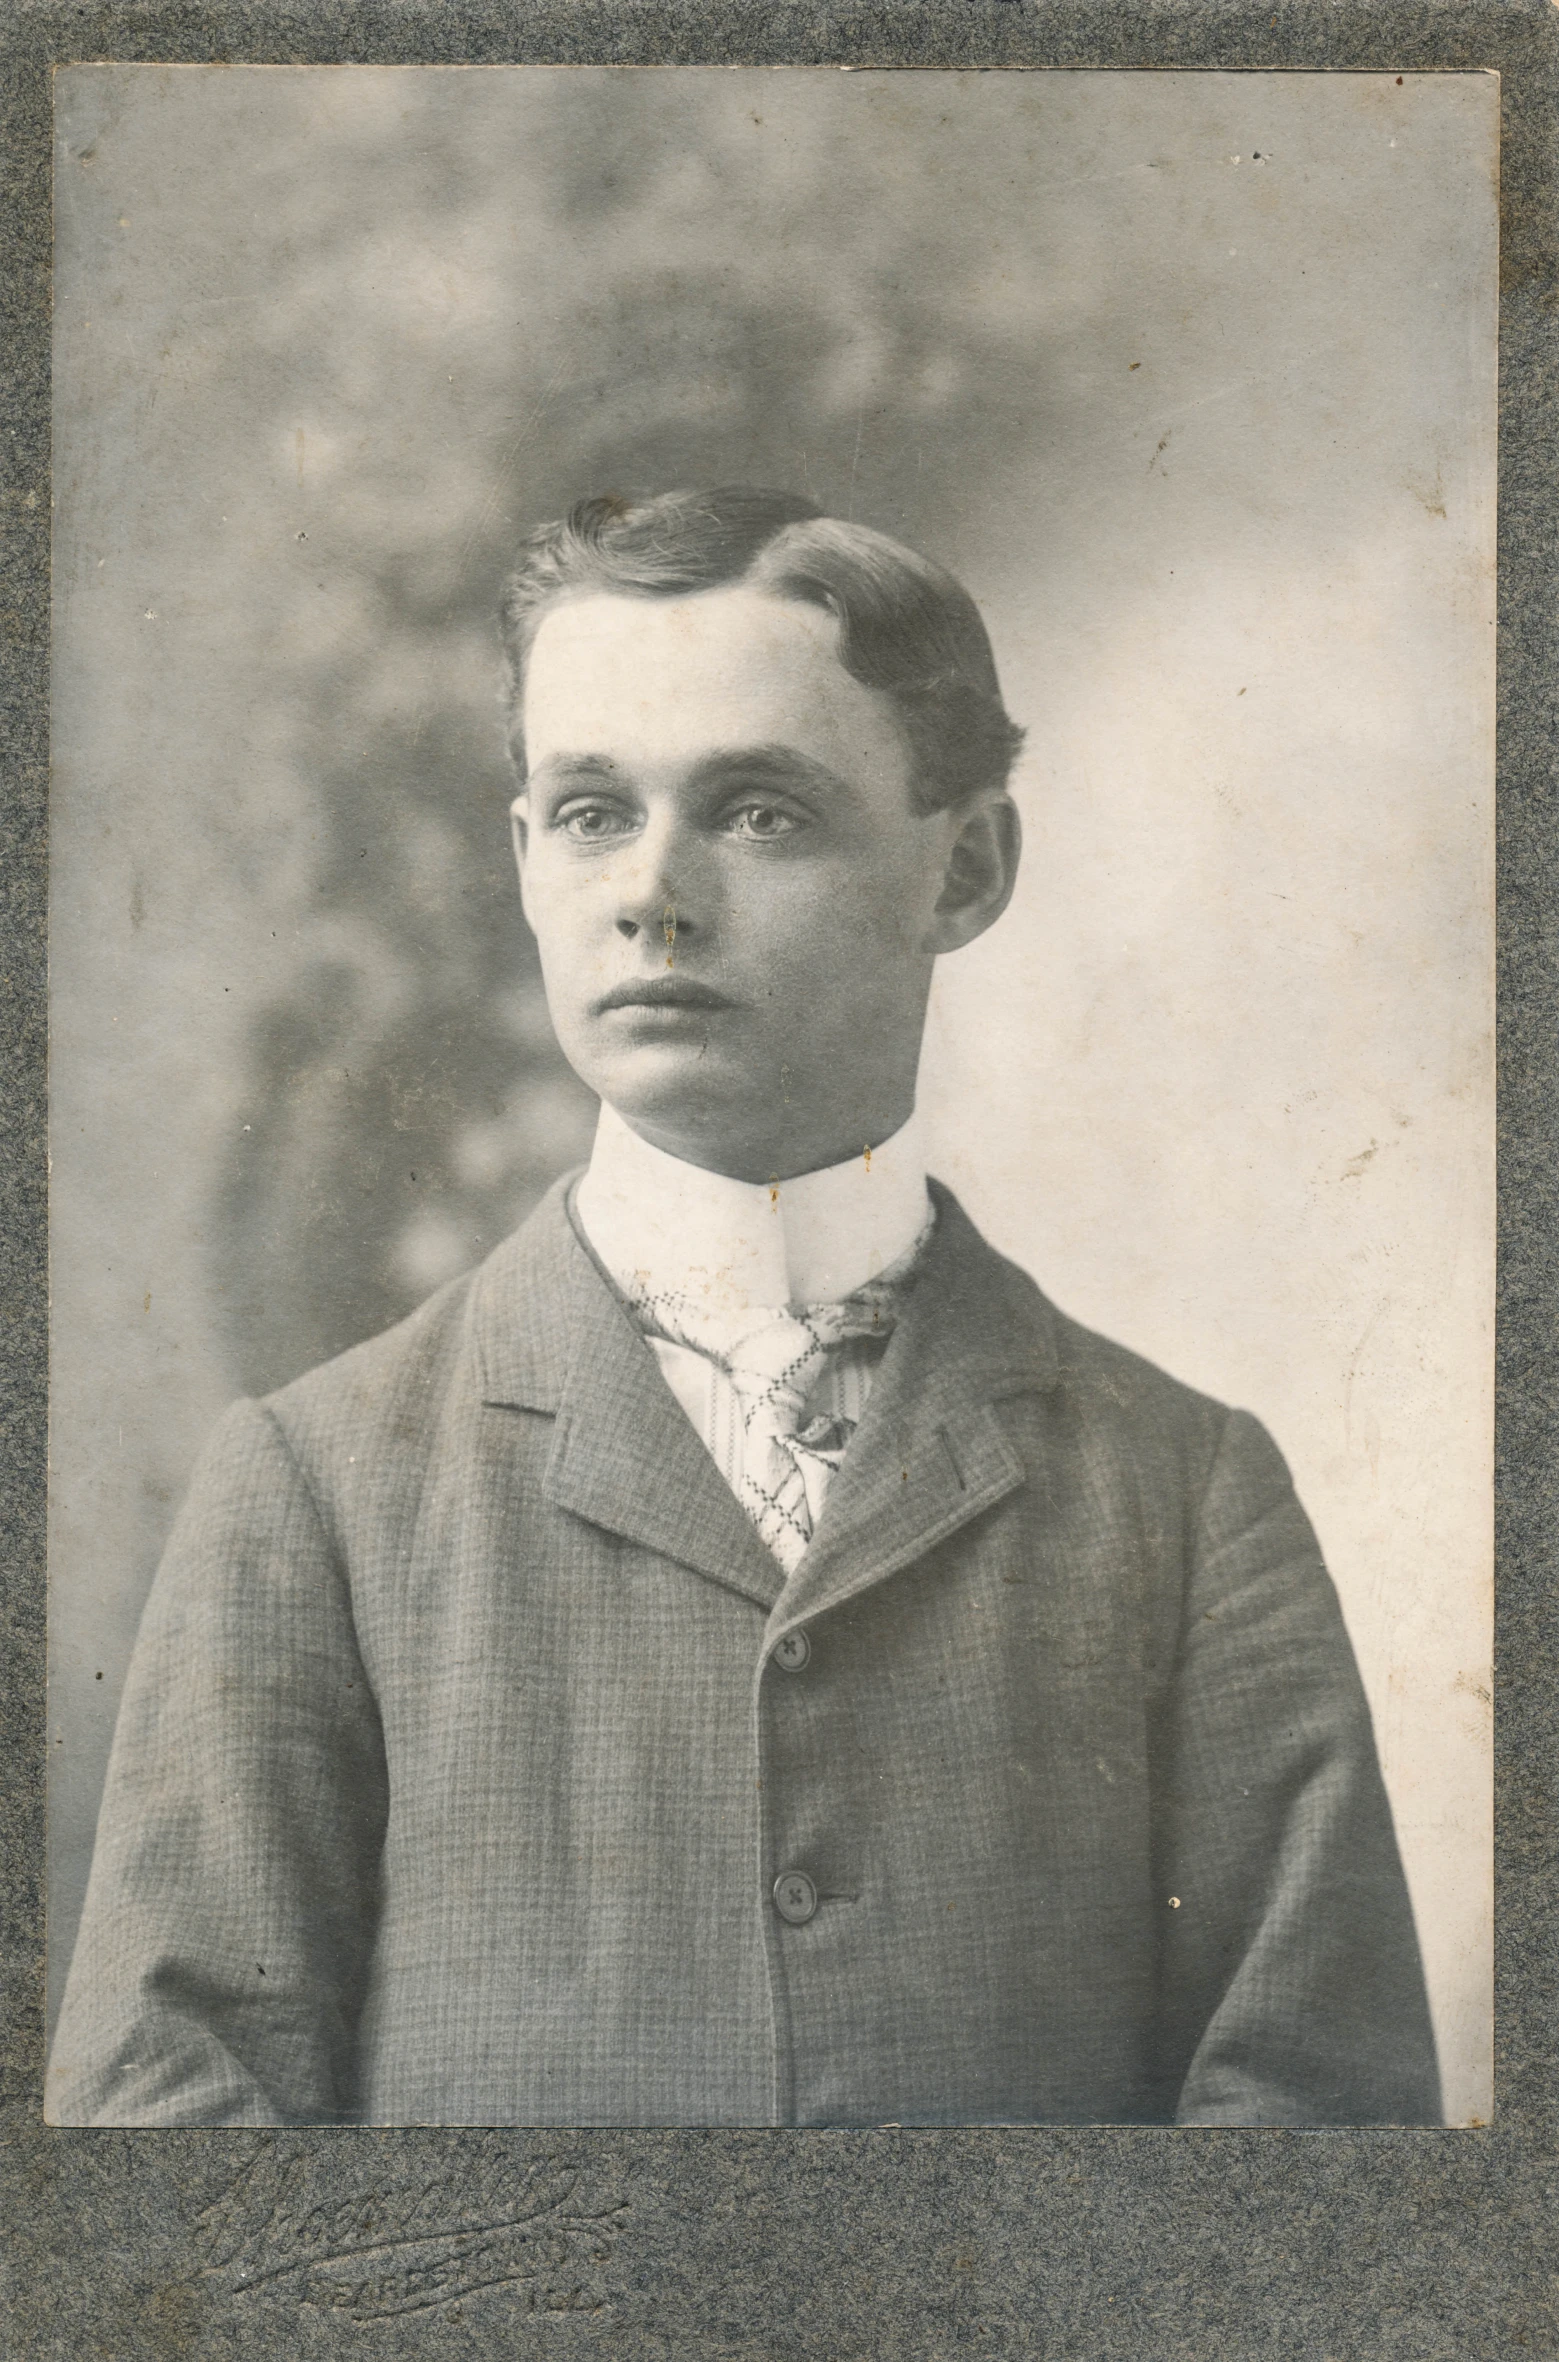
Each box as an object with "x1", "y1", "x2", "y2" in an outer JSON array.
[
  {"x1": 764, "y1": 1185, "x2": 1060, "y2": 1634},
  {"x1": 466, "y1": 1176, "x2": 1058, "y2": 1626},
  {"x1": 467, "y1": 1178, "x2": 784, "y2": 1612}
]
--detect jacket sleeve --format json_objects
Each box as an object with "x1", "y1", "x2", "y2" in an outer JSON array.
[
  {"x1": 1151, "y1": 1407, "x2": 1443, "y2": 2125},
  {"x1": 46, "y1": 1398, "x2": 389, "y2": 2125}
]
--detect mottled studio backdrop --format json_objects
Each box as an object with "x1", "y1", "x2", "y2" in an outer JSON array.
[{"x1": 49, "y1": 66, "x2": 1496, "y2": 2116}]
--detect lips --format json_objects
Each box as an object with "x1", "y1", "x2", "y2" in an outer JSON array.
[{"x1": 593, "y1": 978, "x2": 735, "y2": 1014}]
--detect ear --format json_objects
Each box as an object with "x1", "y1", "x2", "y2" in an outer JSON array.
[
  {"x1": 921, "y1": 794, "x2": 1022, "y2": 955},
  {"x1": 509, "y1": 794, "x2": 536, "y2": 931}
]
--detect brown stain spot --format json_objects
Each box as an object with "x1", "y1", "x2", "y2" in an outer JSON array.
[{"x1": 1407, "y1": 461, "x2": 1448, "y2": 521}]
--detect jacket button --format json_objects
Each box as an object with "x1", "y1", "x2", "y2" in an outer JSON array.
[
  {"x1": 772, "y1": 1870, "x2": 818, "y2": 1925},
  {"x1": 771, "y1": 1629, "x2": 811, "y2": 1672}
]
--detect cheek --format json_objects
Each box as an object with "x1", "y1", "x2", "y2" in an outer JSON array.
[
  {"x1": 524, "y1": 857, "x2": 601, "y2": 945},
  {"x1": 742, "y1": 858, "x2": 927, "y2": 980},
  {"x1": 816, "y1": 837, "x2": 939, "y2": 940}
]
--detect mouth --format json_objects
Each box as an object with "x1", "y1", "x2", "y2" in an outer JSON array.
[{"x1": 593, "y1": 978, "x2": 736, "y2": 1016}]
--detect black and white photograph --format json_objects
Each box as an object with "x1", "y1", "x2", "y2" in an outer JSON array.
[{"x1": 45, "y1": 64, "x2": 1495, "y2": 2128}]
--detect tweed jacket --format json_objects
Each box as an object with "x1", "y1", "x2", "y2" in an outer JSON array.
[{"x1": 49, "y1": 1179, "x2": 1441, "y2": 2127}]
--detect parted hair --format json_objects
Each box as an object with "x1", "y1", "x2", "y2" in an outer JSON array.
[{"x1": 499, "y1": 486, "x2": 1025, "y2": 815}]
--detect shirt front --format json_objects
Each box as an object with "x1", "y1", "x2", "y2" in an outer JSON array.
[{"x1": 573, "y1": 1103, "x2": 933, "y2": 1537}]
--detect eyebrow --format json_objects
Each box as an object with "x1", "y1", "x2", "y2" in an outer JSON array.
[
  {"x1": 527, "y1": 745, "x2": 854, "y2": 798},
  {"x1": 525, "y1": 753, "x2": 620, "y2": 789},
  {"x1": 689, "y1": 745, "x2": 853, "y2": 799}
]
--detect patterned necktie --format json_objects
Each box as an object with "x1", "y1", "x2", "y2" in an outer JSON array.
[{"x1": 626, "y1": 1279, "x2": 903, "y2": 1572}]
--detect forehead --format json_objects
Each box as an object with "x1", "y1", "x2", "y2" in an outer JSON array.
[{"x1": 521, "y1": 585, "x2": 909, "y2": 785}]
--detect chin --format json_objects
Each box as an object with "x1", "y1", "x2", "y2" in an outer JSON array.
[{"x1": 581, "y1": 1042, "x2": 766, "y2": 1144}]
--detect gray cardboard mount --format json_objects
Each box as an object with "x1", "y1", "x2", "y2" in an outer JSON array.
[{"x1": 3, "y1": 9, "x2": 1554, "y2": 2360}]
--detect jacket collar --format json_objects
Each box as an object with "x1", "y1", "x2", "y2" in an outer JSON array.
[
  {"x1": 760, "y1": 1181, "x2": 1059, "y2": 1634},
  {"x1": 468, "y1": 1176, "x2": 787, "y2": 1609},
  {"x1": 467, "y1": 1176, "x2": 1060, "y2": 1618},
  {"x1": 467, "y1": 1173, "x2": 588, "y2": 1417}
]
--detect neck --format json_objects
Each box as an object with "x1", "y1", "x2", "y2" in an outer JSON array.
[
  {"x1": 575, "y1": 1100, "x2": 932, "y2": 1308},
  {"x1": 617, "y1": 1088, "x2": 920, "y2": 1187}
]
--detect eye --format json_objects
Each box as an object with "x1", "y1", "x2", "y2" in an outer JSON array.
[
  {"x1": 557, "y1": 800, "x2": 635, "y2": 843},
  {"x1": 724, "y1": 800, "x2": 802, "y2": 841}
]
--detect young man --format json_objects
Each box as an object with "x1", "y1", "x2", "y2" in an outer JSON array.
[{"x1": 50, "y1": 487, "x2": 1440, "y2": 2127}]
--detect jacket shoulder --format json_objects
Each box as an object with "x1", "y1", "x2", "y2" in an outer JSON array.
[
  {"x1": 927, "y1": 1181, "x2": 1248, "y2": 1476},
  {"x1": 1038, "y1": 1292, "x2": 1302, "y2": 1560},
  {"x1": 1046, "y1": 1298, "x2": 1231, "y2": 1443},
  {"x1": 927, "y1": 1189, "x2": 1265, "y2": 1540},
  {"x1": 262, "y1": 1258, "x2": 483, "y2": 1449},
  {"x1": 260, "y1": 1173, "x2": 581, "y2": 1444}
]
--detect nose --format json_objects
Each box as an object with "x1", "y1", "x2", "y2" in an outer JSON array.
[
  {"x1": 610, "y1": 810, "x2": 706, "y2": 949},
  {"x1": 612, "y1": 875, "x2": 683, "y2": 949}
]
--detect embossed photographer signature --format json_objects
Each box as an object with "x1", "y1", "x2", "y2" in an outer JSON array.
[{"x1": 187, "y1": 2145, "x2": 628, "y2": 2322}]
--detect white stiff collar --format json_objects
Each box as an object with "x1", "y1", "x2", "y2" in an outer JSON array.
[{"x1": 574, "y1": 1102, "x2": 931, "y2": 1313}]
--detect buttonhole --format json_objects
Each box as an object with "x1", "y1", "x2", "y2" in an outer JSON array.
[{"x1": 939, "y1": 1427, "x2": 967, "y2": 1491}]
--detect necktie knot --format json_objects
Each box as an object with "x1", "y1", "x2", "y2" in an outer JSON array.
[
  {"x1": 719, "y1": 1295, "x2": 893, "y2": 1404},
  {"x1": 627, "y1": 1286, "x2": 902, "y2": 1572},
  {"x1": 621, "y1": 1212, "x2": 933, "y2": 1572}
]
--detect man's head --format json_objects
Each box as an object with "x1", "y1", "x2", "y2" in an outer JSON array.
[{"x1": 503, "y1": 486, "x2": 1024, "y2": 1182}]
